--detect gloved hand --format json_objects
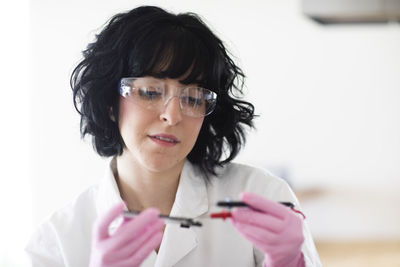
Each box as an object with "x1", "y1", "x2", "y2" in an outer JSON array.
[
  {"x1": 89, "y1": 202, "x2": 164, "y2": 267},
  {"x1": 231, "y1": 192, "x2": 305, "y2": 267}
]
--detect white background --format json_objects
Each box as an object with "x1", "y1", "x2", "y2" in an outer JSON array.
[{"x1": 1, "y1": 0, "x2": 399, "y2": 266}]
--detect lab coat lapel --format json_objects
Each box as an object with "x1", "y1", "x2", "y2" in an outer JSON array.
[
  {"x1": 95, "y1": 158, "x2": 129, "y2": 233},
  {"x1": 96, "y1": 158, "x2": 124, "y2": 215},
  {"x1": 155, "y1": 161, "x2": 208, "y2": 267}
]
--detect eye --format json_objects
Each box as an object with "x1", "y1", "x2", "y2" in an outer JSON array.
[
  {"x1": 137, "y1": 87, "x2": 163, "y2": 100},
  {"x1": 186, "y1": 96, "x2": 203, "y2": 106},
  {"x1": 181, "y1": 87, "x2": 205, "y2": 107}
]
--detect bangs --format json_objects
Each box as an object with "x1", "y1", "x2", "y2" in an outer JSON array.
[{"x1": 127, "y1": 25, "x2": 213, "y2": 89}]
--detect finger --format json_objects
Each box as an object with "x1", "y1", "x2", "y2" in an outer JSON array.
[
  {"x1": 231, "y1": 208, "x2": 284, "y2": 233},
  {"x1": 232, "y1": 220, "x2": 278, "y2": 244},
  {"x1": 95, "y1": 202, "x2": 126, "y2": 241},
  {"x1": 120, "y1": 231, "x2": 164, "y2": 266},
  {"x1": 103, "y1": 218, "x2": 164, "y2": 262},
  {"x1": 102, "y1": 208, "x2": 161, "y2": 251},
  {"x1": 240, "y1": 192, "x2": 287, "y2": 219},
  {"x1": 114, "y1": 208, "x2": 160, "y2": 236}
]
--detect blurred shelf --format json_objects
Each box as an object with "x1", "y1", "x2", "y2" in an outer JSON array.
[
  {"x1": 294, "y1": 186, "x2": 400, "y2": 240},
  {"x1": 315, "y1": 240, "x2": 400, "y2": 267}
]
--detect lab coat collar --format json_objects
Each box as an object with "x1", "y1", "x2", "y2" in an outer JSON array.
[
  {"x1": 156, "y1": 160, "x2": 209, "y2": 267},
  {"x1": 95, "y1": 157, "x2": 125, "y2": 218}
]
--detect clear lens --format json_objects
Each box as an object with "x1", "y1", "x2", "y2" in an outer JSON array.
[
  {"x1": 119, "y1": 78, "x2": 164, "y2": 110},
  {"x1": 119, "y1": 77, "x2": 217, "y2": 117}
]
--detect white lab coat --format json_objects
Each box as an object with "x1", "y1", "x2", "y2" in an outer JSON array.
[{"x1": 26, "y1": 158, "x2": 322, "y2": 267}]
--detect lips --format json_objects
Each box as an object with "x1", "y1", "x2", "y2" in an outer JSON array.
[{"x1": 148, "y1": 134, "x2": 180, "y2": 145}]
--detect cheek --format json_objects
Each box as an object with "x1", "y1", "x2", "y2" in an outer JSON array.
[
  {"x1": 118, "y1": 102, "x2": 148, "y2": 141},
  {"x1": 118, "y1": 103, "x2": 133, "y2": 136},
  {"x1": 186, "y1": 118, "x2": 204, "y2": 143},
  {"x1": 118, "y1": 100, "x2": 130, "y2": 124}
]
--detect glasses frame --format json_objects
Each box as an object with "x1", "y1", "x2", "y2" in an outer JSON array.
[{"x1": 118, "y1": 77, "x2": 218, "y2": 118}]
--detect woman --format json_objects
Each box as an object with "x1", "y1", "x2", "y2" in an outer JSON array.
[{"x1": 26, "y1": 5, "x2": 321, "y2": 267}]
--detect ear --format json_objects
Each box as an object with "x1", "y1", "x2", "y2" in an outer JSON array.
[{"x1": 109, "y1": 107, "x2": 116, "y2": 122}]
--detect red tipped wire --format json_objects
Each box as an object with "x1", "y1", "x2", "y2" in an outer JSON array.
[
  {"x1": 209, "y1": 207, "x2": 306, "y2": 221},
  {"x1": 290, "y1": 208, "x2": 306, "y2": 219},
  {"x1": 210, "y1": 210, "x2": 232, "y2": 220}
]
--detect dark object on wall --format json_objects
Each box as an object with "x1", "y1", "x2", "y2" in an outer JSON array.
[{"x1": 302, "y1": 0, "x2": 400, "y2": 24}]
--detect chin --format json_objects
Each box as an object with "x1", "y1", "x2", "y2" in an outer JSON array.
[{"x1": 142, "y1": 156, "x2": 185, "y2": 173}]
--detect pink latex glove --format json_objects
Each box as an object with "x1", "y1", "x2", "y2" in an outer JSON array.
[
  {"x1": 231, "y1": 192, "x2": 305, "y2": 267},
  {"x1": 89, "y1": 202, "x2": 164, "y2": 267}
]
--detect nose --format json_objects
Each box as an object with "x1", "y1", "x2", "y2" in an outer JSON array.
[{"x1": 159, "y1": 96, "x2": 182, "y2": 125}]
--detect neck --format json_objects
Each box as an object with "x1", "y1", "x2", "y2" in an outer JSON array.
[{"x1": 115, "y1": 154, "x2": 183, "y2": 215}]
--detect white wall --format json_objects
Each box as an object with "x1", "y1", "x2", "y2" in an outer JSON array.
[
  {"x1": 0, "y1": 1, "x2": 29, "y2": 266},
  {"x1": 25, "y1": 0, "x2": 400, "y2": 258}
]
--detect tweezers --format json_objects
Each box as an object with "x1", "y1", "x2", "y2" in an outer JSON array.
[{"x1": 123, "y1": 210, "x2": 203, "y2": 228}]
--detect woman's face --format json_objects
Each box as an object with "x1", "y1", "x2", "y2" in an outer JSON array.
[{"x1": 118, "y1": 76, "x2": 204, "y2": 173}]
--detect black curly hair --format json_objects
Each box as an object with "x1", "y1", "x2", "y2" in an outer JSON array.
[{"x1": 71, "y1": 5, "x2": 255, "y2": 176}]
